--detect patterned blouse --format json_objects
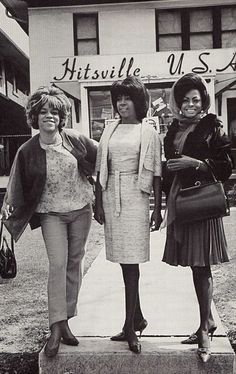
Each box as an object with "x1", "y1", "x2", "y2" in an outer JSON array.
[{"x1": 35, "y1": 140, "x2": 93, "y2": 213}]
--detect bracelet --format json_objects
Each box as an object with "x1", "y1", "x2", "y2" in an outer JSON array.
[{"x1": 195, "y1": 160, "x2": 201, "y2": 170}]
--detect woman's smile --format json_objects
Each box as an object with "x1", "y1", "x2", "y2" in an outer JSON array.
[
  {"x1": 181, "y1": 89, "x2": 202, "y2": 118},
  {"x1": 38, "y1": 103, "x2": 60, "y2": 133}
]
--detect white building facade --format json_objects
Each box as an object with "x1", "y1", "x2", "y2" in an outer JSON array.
[{"x1": 25, "y1": 1, "x2": 236, "y2": 169}]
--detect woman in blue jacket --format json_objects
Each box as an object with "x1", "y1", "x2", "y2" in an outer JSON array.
[{"x1": 1, "y1": 86, "x2": 97, "y2": 357}]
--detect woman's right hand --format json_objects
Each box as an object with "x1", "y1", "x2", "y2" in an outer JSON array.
[
  {"x1": 167, "y1": 155, "x2": 201, "y2": 171},
  {"x1": 1, "y1": 204, "x2": 14, "y2": 220},
  {"x1": 93, "y1": 204, "x2": 105, "y2": 225}
]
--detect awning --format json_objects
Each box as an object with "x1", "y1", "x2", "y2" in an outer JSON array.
[
  {"x1": 215, "y1": 76, "x2": 236, "y2": 97},
  {"x1": 53, "y1": 81, "x2": 81, "y2": 101}
]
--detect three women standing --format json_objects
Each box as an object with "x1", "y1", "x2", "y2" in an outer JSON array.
[
  {"x1": 1, "y1": 86, "x2": 97, "y2": 357},
  {"x1": 162, "y1": 73, "x2": 232, "y2": 362},
  {"x1": 94, "y1": 76, "x2": 162, "y2": 353}
]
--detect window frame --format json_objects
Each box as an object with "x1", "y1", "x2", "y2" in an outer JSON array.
[
  {"x1": 73, "y1": 13, "x2": 99, "y2": 56},
  {"x1": 156, "y1": 5, "x2": 236, "y2": 51}
]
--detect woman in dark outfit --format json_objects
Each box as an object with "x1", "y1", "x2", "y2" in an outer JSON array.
[{"x1": 162, "y1": 73, "x2": 232, "y2": 363}]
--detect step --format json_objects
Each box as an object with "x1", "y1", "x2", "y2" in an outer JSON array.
[
  {"x1": 38, "y1": 229, "x2": 235, "y2": 373},
  {"x1": 39, "y1": 336, "x2": 235, "y2": 374}
]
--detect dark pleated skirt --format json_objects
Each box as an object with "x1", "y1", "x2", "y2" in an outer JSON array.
[{"x1": 162, "y1": 217, "x2": 229, "y2": 267}]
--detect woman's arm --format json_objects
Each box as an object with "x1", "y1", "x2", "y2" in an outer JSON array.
[
  {"x1": 93, "y1": 172, "x2": 105, "y2": 225},
  {"x1": 150, "y1": 176, "x2": 162, "y2": 231},
  {"x1": 205, "y1": 127, "x2": 233, "y2": 182}
]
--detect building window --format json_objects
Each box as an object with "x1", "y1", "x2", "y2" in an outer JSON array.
[
  {"x1": 74, "y1": 14, "x2": 99, "y2": 55},
  {"x1": 88, "y1": 89, "x2": 113, "y2": 141},
  {"x1": 156, "y1": 6, "x2": 236, "y2": 51},
  {"x1": 156, "y1": 10, "x2": 182, "y2": 51},
  {"x1": 221, "y1": 8, "x2": 236, "y2": 48},
  {"x1": 189, "y1": 9, "x2": 213, "y2": 50}
]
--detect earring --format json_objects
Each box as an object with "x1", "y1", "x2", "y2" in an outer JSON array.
[{"x1": 179, "y1": 110, "x2": 182, "y2": 115}]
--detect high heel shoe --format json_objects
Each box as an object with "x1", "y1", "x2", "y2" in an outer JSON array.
[
  {"x1": 181, "y1": 325, "x2": 217, "y2": 344},
  {"x1": 197, "y1": 347, "x2": 211, "y2": 363},
  {"x1": 110, "y1": 318, "x2": 148, "y2": 341},
  {"x1": 134, "y1": 318, "x2": 148, "y2": 338},
  {"x1": 197, "y1": 331, "x2": 211, "y2": 363},
  {"x1": 126, "y1": 332, "x2": 141, "y2": 354},
  {"x1": 209, "y1": 325, "x2": 217, "y2": 341},
  {"x1": 110, "y1": 330, "x2": 126, "y2": 341}
]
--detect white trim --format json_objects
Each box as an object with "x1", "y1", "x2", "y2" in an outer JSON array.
[{"x1": 28, "y1": 0, "x2": 236, "y2": 13}]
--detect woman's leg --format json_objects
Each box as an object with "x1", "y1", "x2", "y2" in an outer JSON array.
[
  {"x1": 120, "y1": 263, "x2": 141, "y2": 353},
  {"x1": 40, "y1": 213, "x2": 69, "y2": 356},
  {"x1": 66, "y1": 204, "x2": 92, "y2": 319},
  {"x1": 40, "y1": 213, "x2": 68, "y2": 327},
  {"x1": 191, "y1": 266, "x2": 213, "y2": 362},
  {"x1": 121, "y1": 263, "x2": 139, "y2": 332},
  {"x1": 191, "y1": 266, "x2": 213, "y2": 333}
]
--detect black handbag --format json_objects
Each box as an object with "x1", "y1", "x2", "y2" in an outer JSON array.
[
  {"x1": 175, "y1": 171, "x2": 230, "y2": 224},
  {"x1": 0, "y1": 221, "x2": 17, "y2": 279}
]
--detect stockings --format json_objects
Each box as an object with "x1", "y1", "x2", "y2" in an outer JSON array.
[
  {"x1": 191, "y1": 266, "x2": 213, "y2": 332},
  {"x1": 120, "y1": 263, "x2": 141, "y2": 333}
]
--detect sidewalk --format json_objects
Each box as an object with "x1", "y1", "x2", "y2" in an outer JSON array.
[{"x1": 39, "y1": 225, "x2": 235, "y2": 374}]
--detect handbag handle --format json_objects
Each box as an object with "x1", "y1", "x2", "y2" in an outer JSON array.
[
  {"x1": 0, "y1": 220, "x2": 14, "y2": 254},
  {"x1": 203, "y1": 161, "x2": 219, "y2": 183}
]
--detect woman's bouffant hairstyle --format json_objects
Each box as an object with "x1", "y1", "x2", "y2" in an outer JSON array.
[
  {"x1": 110, "y1": 76, "x2": 149, "y2": 121},
  {"x1": 174, "y1": 72, "x2": 210, "y2": 111},
  {"x1": 25, "y1": 86, "x2": 71, "y2": 130}
]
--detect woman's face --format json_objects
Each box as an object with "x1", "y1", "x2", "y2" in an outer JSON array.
[
  {"x1": 116, "y1": 94, "x2": 137, "y2": 123},
  {"x1": 38, "y1": 102, "x2": 60, "y2": 134},
  {"x1": 181, "y1": 89, "x2": 202, "y2": 118}
]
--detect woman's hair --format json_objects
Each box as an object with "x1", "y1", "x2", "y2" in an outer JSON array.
[
  {"x1": 110, "y1": 76, "x2": 149, "y2": 121},
  {"x1": 25, "y1": 86, "x2": 71, "y2": 130},
  {"x1": 174, "y1": 72, "x2": 210, "y2": 111}
]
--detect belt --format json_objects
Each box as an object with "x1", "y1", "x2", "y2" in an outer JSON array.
[{"x1": 108, "y1": 170, "x2": 138, "y2": 216}]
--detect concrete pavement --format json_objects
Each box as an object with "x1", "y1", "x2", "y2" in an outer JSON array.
[{"x1": 39, "y1": 224, "x2": 235, "y2": 373}]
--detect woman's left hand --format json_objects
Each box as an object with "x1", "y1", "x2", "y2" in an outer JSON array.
[
  {"x1": 150, "y1": 209, "x2": 162, "y2": 231},
  {"x1": 167, "y1": 155, "x2": 200, "y2": 171}
]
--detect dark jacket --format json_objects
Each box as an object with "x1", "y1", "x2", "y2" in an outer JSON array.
[
  {"x1": 2, "y1": 129, "x2": 97, "y2": 242},
  {"x1": 162, "y1": 114, "x2": 233, "y2": 197}
]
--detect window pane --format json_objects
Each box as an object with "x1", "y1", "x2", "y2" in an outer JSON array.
[
  {"x1": 222, "y1": 31, "x2": 236, "y2": 48},
  {"x1": 159, "y1": 35, "x2": 182, "y2": 51},
  {"x1": 158, "y1": 10, "x2": 181, "y2": 34},
  {"x1": 190, "y1": 34, "x2": 213, "y2": 49},
  {"x1": 190, "y1": 9, "x2": 212, "y2": 32},
  {"x1": 77, "y1": 40, "x2": 97, "y2": 55},
  {"x1": 76, "y1": 15, "x2": 97, "y2": 39},
  {"x1": 222, "y1": 8, "x2": 236, "y2": 31},
  {"x1": 88, "y1": 90, "x2": 113, "y2": 141}
]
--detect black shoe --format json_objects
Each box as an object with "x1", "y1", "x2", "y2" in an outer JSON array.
[
  {"x1": 44, "y1": 326, "x2": 62, "y2": 358},
  {"x1": 110, "y1": 330, "x2": 126, "y2": 341},
  {"x1": 61, "y1": 336, "x2": 79, "y2": 346},
  {"x1": 60, "y1": 320, "x2": 79, "y2": 346},
  {"x1": 111, "y1": 319, "x2": 148, "y2": 341},
  {"x1": 134, "y1": 319, "x2": 148, "y2": 338},
  {"x1": 127, "y1": 332, "x2": 141, "y2": 354},
  {"x1": 181, "y1": 325, "x2": 217, "y2": 345}
]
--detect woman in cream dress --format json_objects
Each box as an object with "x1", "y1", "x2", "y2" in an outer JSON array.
[{"x1": 94, "y1": 76, "x2": 162, "y2": 354}]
